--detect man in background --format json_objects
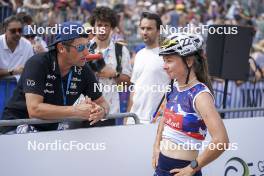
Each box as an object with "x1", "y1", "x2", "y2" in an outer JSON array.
[
  {"x1": 89, "y1": 6, "x2": 132, "y2": 126},
  {"x1": 0, "y1": 15, "x2": 34, "y2": 80},
  {"x1": 128, "y1": 12, "x2": 170, "y2": 124}
]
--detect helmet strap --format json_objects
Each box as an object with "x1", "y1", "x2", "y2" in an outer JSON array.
[
  {"x1": 182, "y1": 57, "x2": 192, "y2": 84},
  {"x1": 185, "y1": 67, "x2": 192, "y2": 84}
]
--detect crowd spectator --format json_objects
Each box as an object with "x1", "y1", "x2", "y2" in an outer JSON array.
[
  {"x1": 22, "y1": 25, "x2": 48, "y2": 54},
  {"x1": 128, "y1": 12, "x2": 170, "y2": 124},
  {"x1": 81, "y1": 0, "x2": 96, "y2": 21},
  {"x1": 0, "y1": 15, "x2": 33, "y2": 80},
  {"x1": 89, "y1": 6, "x2": 132, "y2": 125},
  {"x1": 250, "y1": 39, "x2": 264, "y2": 81}
]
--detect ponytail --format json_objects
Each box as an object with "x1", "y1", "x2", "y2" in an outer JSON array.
[{"x1": 193, "y1": 50, "x2": 214, "y2": 95}]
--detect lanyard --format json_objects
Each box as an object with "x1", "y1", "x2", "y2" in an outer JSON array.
[{"x1": 61, "y1": 70, "x2": 73, "y2": 105}]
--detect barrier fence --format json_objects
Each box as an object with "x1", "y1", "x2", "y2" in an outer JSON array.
[
  {"x1": 212, "y1": 79, "x2": 264, "y2": 118},
  {"x1": 0, "y1": 112, "x2": 140, "y2": 127},
  {"x1": 0, "y1": 77, "x2": 17, "y2": 118}
]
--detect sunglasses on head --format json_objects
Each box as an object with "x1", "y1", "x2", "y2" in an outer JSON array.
[
  {"x1": 8, "y1": 28, "x2": 23, "y2": 34},
  {"x1": 63, "y1": 42, "x2": 91, "y2": 52}
]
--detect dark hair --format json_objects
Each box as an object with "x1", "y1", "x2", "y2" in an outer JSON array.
[
  {"x1": 89, "y1": 6, "x2": 118, "y2": 28},
  {"x1": 3, "y1": 15, "x2": 23, "y2": 31},
  {"x1": 58, "y1": 39, "x2": 75, "y2": 52},
  {"x1": 191, "y1": 51, "x2": 214, "y2": 95},
  {"x1": 140, "y1": 12, "x2": 162, "y2": 30},
  {"x1": 17, "y1": 13, "x2": 33, "y2": 25}
]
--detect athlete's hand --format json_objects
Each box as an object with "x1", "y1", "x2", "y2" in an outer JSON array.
[
  {"x1": 152, "y1": 143, "x2": 160, "y2": 169},
  {"x1": 170, "y1": 165, "x2": 196, "y2": 176}
]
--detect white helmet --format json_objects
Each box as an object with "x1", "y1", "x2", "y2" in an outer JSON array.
[{"x1": 159, "y1": 33, "x2": 203, "y2": 57}]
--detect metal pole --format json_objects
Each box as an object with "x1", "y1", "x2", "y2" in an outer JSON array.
[{"x1": 0, "y1": 113, "x2": 140, "y2": 127}]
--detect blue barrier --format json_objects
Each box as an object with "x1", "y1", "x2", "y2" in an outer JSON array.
[
  {"x1": 116, "y1": 91, "x2": 130, "y2": 125},
  {"x1": 0, "y1": 77, "x2": 17, "y2": 119},
  {"x1": 212, "y1": 79, "x2": 264, "y2": 118}
]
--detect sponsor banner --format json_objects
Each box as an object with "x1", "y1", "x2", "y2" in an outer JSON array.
[
  {"x1": 202, "y1": 118, "x2": 264, "y2": 176},
  {"x1": 0, "y1": 118, "x2": 263, "y2": 176}
]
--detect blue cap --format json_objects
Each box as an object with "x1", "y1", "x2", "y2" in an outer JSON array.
[{"x1": 49, "y1": 21, "x2": 88, "y2": 47}]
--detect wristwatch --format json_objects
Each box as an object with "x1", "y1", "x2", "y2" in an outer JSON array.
[
  {"x1": 113, "y1": 72, "x2": 120, "y2": 79},
  {"x1": 190, "y1": 159, "x2": 199, "y2": 169},
  {"x1": 8, "y1": 69, "x2": 14, "y2": 76}
]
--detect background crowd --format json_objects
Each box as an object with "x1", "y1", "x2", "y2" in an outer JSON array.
[{"x1": 1, "y1": 0, "x2": 264, "y2": 49}]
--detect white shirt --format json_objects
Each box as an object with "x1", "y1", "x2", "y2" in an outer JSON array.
[
  {"x1": 0, "y1": 34, "x2": 34, "y2": 80},
  {"x1": 96, "y1": 41, "x2": 132, "y2": 114},
  {"x1": 129, "y1": 47, "x2": 170, "y2": 124}
]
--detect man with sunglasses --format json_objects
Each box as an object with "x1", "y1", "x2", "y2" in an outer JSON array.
[
  {"x1": 0, "y1": 21, "x2": 109, "y2": 134},
  {"x1": 0, "y1": 15, "x2": 34, "y2": 80}
]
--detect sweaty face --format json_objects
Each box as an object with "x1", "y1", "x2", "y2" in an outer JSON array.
[
  {"x1": 139, "y1": 18, "x2": 159, "y2": 46},
  {"x1": 5, "y1": 21, "x2": 23, "y2": 45},
  {"x1": 95, "y1": 20, "x2": 112, "y2": 42},
  {"x1": 163, "y1": 55, "x2": 187, "y2": 80},
  {"x1": 63, "y1": 38, "x2": 90, "y2": 67}
]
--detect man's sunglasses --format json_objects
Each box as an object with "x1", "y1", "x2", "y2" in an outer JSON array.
[
  {"x1": 8, "y1": 28, "x2": 23, "y2": 34},
  {"x1": 63, "y1": 43, "x2": 91, "y2": 52}
]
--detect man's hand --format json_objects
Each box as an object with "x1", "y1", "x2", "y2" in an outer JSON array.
[
  {"x1": 89, "y1": 103, "x2": 106, "y2": 125},
  {"x1": 74, "y1": 103, "x2": 94, "y2": 119},
  {"x1": 96, "y1": 65, "x2": 116, "y2": 78},
  {"x1": 75, "y1": 96, "x2": 107, "y2": 125},
  {"x1": 13, "y1": 66, "x2": 24, "y2": 75},
  {"x1": 33, "y1": 42, "x2": 46, "y2": 54}
]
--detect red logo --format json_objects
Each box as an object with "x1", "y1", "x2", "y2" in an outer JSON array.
[{"x1": 164, "y1": 108, "x2": 183, "y2": 130}]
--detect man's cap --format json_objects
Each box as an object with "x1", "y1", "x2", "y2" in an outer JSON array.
[{"x1": 48, "y1": 21, "x2": 88, "y2": 47}]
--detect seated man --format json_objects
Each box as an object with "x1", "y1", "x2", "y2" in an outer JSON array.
[
  {"x1": 0, "y1": 15, "x2": 34, "y2": 80},
  {"x1": 0, "y1": 22, "x2": 109, "y2": 134}
]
